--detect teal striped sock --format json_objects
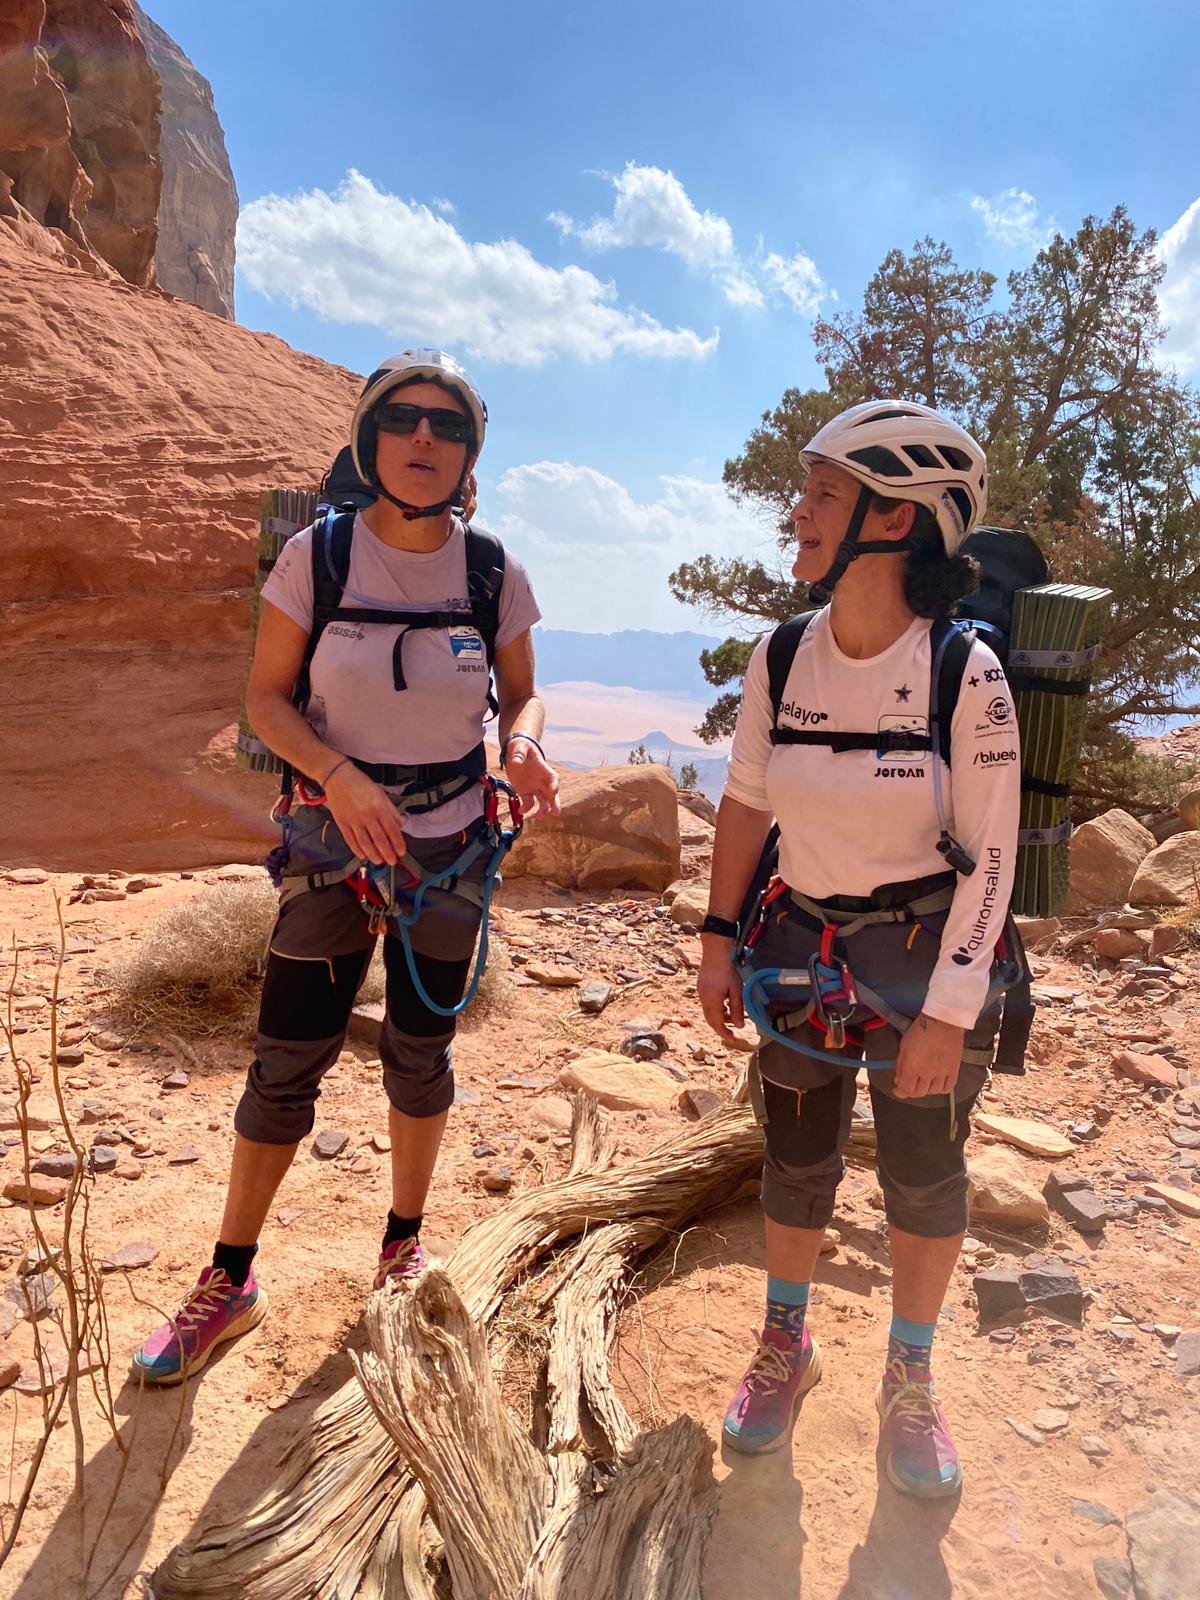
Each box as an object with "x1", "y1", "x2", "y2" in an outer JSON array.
[
  {"x1": 888, "y1": 1312, "x2": 936, "y2": 1373},
  {"x1": 765, "y1": 1275, "x2": 810, "y2": 1344}
]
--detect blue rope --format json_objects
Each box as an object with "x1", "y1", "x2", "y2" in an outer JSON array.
[
  {"x1": 376, "y1": 825, "x2": 515, "y2": 1019},
  {"x1": 738, "y1": 960, "x2": 903, "y2": 1068}
]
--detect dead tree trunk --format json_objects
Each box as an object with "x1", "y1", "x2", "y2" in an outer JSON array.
[{"x1": 152, "y1": 1100, "x2": 764, "y2": 1599}]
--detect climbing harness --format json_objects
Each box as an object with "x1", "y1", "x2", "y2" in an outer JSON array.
[{"x1": 271, "y1": 772, "x2": 523, "y2": 1019}]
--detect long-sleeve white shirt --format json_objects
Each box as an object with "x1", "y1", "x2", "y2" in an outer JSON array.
[{"x1": 725, "y1": 608, "x2": 1020, "y2": 1030}]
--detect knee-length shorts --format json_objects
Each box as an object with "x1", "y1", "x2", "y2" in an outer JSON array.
[
  {"x1": 234, "y1": 810, "x2": 488, "y2": 1145},
  {"x1": 746, "y1": 889, "x2": 1000, "y2": 1239}
]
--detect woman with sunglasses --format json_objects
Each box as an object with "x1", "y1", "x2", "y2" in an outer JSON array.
[
  {"x1": 699, "y1": 401, "x2": 1018, "y2": 1497},
  {"x1": 133, "y1": 350, "x2": 559, "y2": 1386}
]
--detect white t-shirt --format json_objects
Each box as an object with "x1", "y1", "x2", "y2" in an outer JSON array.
[
  {"x1": 261, "y1": 513, "x2": 541, "y2": 836},
  {"x1": 725, "y1": 608, "x2": 1020, "y2": 1030}
]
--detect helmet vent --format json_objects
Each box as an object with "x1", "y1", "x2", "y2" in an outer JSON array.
[
  {"x1": 946, "y1": 486, "x2": 973, "y2": 526},
  {"x1": 852, "y1": 407, "x2": 922, "y2": 426},
  {"x1": 902, "y1": 444, "x2": 941, "y2": 469},
  {"x1": 939, "y1": 444, "x2": 974, "y2": 471},
  {"x1": 846, "y1": 445, "x2": 913, "y2": 478}
]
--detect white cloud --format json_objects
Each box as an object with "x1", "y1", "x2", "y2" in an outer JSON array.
[
  {"x1": 551, "y1": 162, "x2": 825, "y2": 315},
  {"x1": 237, "y1": 169, "x2": 716, "y2": 366},
  {"x1": 491, "y1": 460, "x2": 771, "y2": 631},
  {"x1": 1158, "y1": 196, "x2": 1200, "y2": 373},
  {"x1": 970, "y1": 187, "x2": 1056, "y2": 250}
]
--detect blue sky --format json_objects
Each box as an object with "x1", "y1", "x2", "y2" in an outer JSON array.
[{"x1": 151, "y1": 0, "x2": 1200, "y2": 632}]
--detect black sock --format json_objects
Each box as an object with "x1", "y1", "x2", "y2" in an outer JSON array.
[
  {"x1": 383, "y1": 1211, "x2": 423, "y2": 1250},
  {"x1": 212, "y1": 1242, "x2": 257, "y2": 1288}
]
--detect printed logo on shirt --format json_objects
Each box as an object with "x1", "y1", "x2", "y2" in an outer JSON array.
[
  {"x1": 951, "y1": 845, "x2": 1004, "y2": 966},
  {"x1": 973, "y1": 748, "x2": 1017, "y2": 767},
  {"x1": 874, "y1": 766, "x2": 926, "y2": 779},
  {"x1": 984, "y1": 696, "x2": 1011, "y2": 726},
  {"x1": 448, "y1": 625, "x2": 484, "y2": 661},
  {"x1": 893, "y1": 684, "x2": 913, "y2": 703},
  {"x1": 328, "y1": 624, "x2": 365, "y2": 641},
  {"x1": 966, "y1": 667, "x2": 1006, "y2": 687},
  {"x1": 876, "y1": 713, "x2": 928, "y2": 763},
  {"x1": 779, "y1": 702, "x2": 829, "y2": 727}
]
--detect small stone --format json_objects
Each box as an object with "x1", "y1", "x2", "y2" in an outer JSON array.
[
  {"x1": 1080, "y1": 1435, "x2": 1112, "y2": 1458},
  {"x1": 531, "y1": 1097, "x2": 573, "y2": 1133},
  {"x1": 31, "y1": 1153, "x2": 80, "y2": 1180},
  {"x1": 1169, "y1": 1126, "x2": 1200, "y2": 1149},
  {"x1": 482, "y1": 1165, "x2": 512, "y2": 1193},
  {"x1": 167, "y1": 1146, "x2": 199, "y2": 1165},
  {"x1": 1113, "y1": 1052, "x2": 1179, "y2": 1091},
  {"x1": 1006, "y1": 1417, "x2": 1045, "y2": 1446},
  {"x1": 525, "y1": 962, "x2": 583, "y2": 987},
  {"x1": 349, "y1": 1153, "x2": 378, "y2": 1175},
  {"x1": 101, "y1": 1241, "x2": 159, "y2": 1272},
  {"x1": 370, "y1": 1132, "x2": 391, "y2": 1153},
  {"x1": 1044, "y1": 1171, "x2": 1108, "y2": 1233},
  {"x1": 453, "y1": 1082, "x2": 481, "y2": 1107},
  {"x1": 19, "y1": 1243, "x2": 60, "y2": 1276},
  {"x1": 114, "y1": 1162, "x2": 142, "y2": 1180},
  {"x1": 1032, "y1": 1406, "x2": 1070, "y2": 1433},
  {"x1": 1172, "y1": 1330, "x2": 1200, "y2": 1377},
  {"x1": 1092, "y1": 1556, "x2": 1132, "y2": 1600},
  {"x1": 3, "y1": 1177, "x2": 68, "y2": 1206},
  {"x1": 56, "y1": 1048, "x2": 86, "y2": 1067},
  {"x1": 312, "y1": 1130, "x2": 348, "y2": 1159},
  {"x1": 678, "y1": 1086, "x2": 724, "y2": 1120},
  {"x1": 161, "y1": 1071, "x2": 189, "y2": 1090},
  {"x1": 1019, "y1": 1263, "x2": 1085, "y2": 1324},
  {"x1": 620, "y1": 1031, "x2": 667, "y2": 1061},
  {"x1": 1144, "y1": 1182, "x2": 1200, "y2": 1218},
  {"x1": 4, "y1": 868, "x2": 50, "y2": 885},
  {"x1": 578, "y1": 980, "x2": 613, "y2": 1014},
  {"x1": 1126, "y1": 1490, "x2": 1200, "y2": 1600},
  {"x1": 975, "y1": 1112, "x2": 1074, "y2": 1159},
  {"x1": 80, "y1": 1102, "x2": 113, "y2": 1126},
  {"x1": 15, "y1": 1345, "x2": 104, "y2": 1395},
  {"x1": 5, "y1": 1273, "x2": 57, "y2": 1320},
  {"x1": 277, "y1": 1208, "x2": 304, "y2": 1227},
  {"x1": 473, "y1": 1142, "x2": 498, "y2": 1158},
  {"x1": 0, "y1": 1356, "x2": 20, "y2": 1391},
  {"x1": 88, "y1": 1146, "x2": 118, "y2": 1174},
  {"x1": 1072, "y1": 1498, "x2": 1120, "y2": 1527}
]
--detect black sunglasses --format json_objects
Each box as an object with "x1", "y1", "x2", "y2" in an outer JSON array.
[{"x1": 375, "y1": 402, "x2": 473, "y2": 446}]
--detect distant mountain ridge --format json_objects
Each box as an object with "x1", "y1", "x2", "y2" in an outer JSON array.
[{"x1": 534, "y1": 628, "x2": 724, "y2": 698}]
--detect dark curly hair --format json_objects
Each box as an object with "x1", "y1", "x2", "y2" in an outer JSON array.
[{"x1": 871, "y1": 496, "x2": 980, "y2": 619}]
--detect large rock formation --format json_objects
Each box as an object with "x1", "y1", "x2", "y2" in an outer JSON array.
[
  {"x1": 133, "y1": 4, "x2": 236, "y2": 318},
  {"x1": 0, "y1": 0, "x2": 161, "y2": 285},
  {"x1": 0, "y1": 227, "x2": 359, "y2": 870},
  {"x1": 1067, "y1": 808, "x2": 1156, "y2": 912}
]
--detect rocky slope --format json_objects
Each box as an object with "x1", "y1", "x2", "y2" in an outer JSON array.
[
  {"x1": 133, "y1": 3, "x2": 237, "y2": 318},
  {"x1": 0, "y1": 226, "x2": 358, "y2": 869}
]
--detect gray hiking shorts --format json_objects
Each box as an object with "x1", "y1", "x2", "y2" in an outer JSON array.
[{"x1": 234, "y1": 820, "x2": 489, "y2": 1145}]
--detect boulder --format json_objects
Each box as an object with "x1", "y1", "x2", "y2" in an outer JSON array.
[
  {"x1": 503, "y1": 767, "x2": 681, "y2": 892},
  {"x1": 1095, "y1": 927, "x2": 1149, "y2": 961},
  {"x1": 1129, "y1": 832, "x2": 1200, "y2": 906},
  {"x1": 557, "y1": 1051, "x2": 683, "y2": 1113},
  {"x1": 1113, "y1": 1052, "x2": 1179, "y2": 1091},
  {"x1": 1178, "y1": 787, "x2": 1200, "y2": 830},
  {"x1": 668, "y1": 882, "x2": 708, "y2": 929},
  {"x1": 676, "y1": 789, "x2": 718, "y2": 827},
  {"x1": 1125, "y1": 1490, "x2": 1200, "y2": 1600},
  {"x1": 967, "y1": 1147, "x2": 1049, "y2": 1229},
  {"x1": 0, "y1": 225, "x2": 359, "y2": 872},
  {"x1": 1067, "y1": 809, "x2": 1156, "y2": 912},
  {"x1": 133, "y1": 4, "x2": 237, "y2": 319}
]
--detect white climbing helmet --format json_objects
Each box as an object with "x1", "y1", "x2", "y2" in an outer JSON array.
[
  {"x1": 351, "y1": 348, "x2": 487, "y2": 483},
  {"x1": 801, "y1": 399, "x2": 988, "y2": 555}
]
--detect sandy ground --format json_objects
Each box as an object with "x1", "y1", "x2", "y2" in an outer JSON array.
[{"x1": 0, "y1": 866, "x2": 1197, "y2": 1599}]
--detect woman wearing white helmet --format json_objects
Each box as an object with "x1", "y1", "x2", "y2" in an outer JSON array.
[
  {"x1": 698, "y1": 400, "x2": 1019, "y2": 1496},
  {"x1": 133, "y1": 351, "x2": 560, "y2": 1386}
]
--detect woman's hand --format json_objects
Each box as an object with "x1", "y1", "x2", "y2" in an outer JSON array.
[
  {"x1": 893, "y1": 1013, "x2": 965, "y2": 1100},
  {"x1": 322, "y1": 761, "x2": 408, "y2": 866},
  {"x1": 503, "y1": 739, "x2": 561, "y2": 820},
  {"x1": 697, "y1": 938, "x2": 745, "y2": 1043}
]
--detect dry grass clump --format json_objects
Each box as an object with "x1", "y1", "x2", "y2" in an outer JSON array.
[{"x1": 101, "y1": 879, "x2": 278, "y2": 1035}]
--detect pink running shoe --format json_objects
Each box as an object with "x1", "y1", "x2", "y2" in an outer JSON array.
[
  {"x1": 373, "y1": 1235, "x2": 427, "y2": 1291},
  {"x1": 875, "y1": 1356, "x2": 963, "y2": 1498},
  {"x1": 131, "y1": 1265, "x2": 267, "y2": 1387},
  {"x1": 722, "y1": 1327, "x2": 823, "y2": 1455}
]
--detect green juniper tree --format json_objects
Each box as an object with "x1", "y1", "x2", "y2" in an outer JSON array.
[{"x1": 671, "y1": 209, "x2": 1200, "y2": 808}]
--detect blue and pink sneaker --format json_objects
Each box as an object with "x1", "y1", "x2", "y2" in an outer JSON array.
[
  {"x1": 131, "y1": 1265, "x2": 268, "y2": 1387},
  {"x1": 372, "y1": 1235, "x2": 427, "y2": 1291},
  {"x1": 722, "y1": 1327, "x2": 824, "y2": 1455},
  {"x1": 875, "y1": 1356, "x2": 963, "y2": 1498}
]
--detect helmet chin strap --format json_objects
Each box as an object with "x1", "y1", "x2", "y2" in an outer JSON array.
[
  {"x1": 808, "y1": 485, "x2": 913, "y2": 605},
  {"x1": 373, "y1": 481, "x2": 459, "y2": 521}
]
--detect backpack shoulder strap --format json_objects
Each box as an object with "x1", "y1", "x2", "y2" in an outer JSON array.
[
  {"x1": 929, "y1": 617, "x2": 974, "y2": 770},
  {"x1": 463, "y1": 524, "x2": 505, "y2": 665},
  {"x1": 766, "y1": 611, "x2": 818, "y2": 727},
  {"x1": 295, "y1": 508, "x2": 355, "y2": 711}
]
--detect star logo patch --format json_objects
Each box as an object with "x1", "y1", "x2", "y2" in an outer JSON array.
[{"x1": 894, "y1": 684, "x2": 912, "y2": 703}]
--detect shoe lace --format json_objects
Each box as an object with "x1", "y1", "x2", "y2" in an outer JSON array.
[
  {"x1": 174, "y1": 1275, "x2": 231, "y2": 1334},
  {"x1": 742, "y1": 1331, "x2": 797, "y2": 1397},
  {"x1": 880, "y1": 1355, "x2": 940, "y2": 1435}
]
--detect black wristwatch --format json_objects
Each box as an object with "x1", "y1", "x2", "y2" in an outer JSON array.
[
  {"x1": 700, "y1": 914, "x2": 739, "y2": 939},
  {"x1": 500, "y1": 733, "x2": 546, "y2": 768}
]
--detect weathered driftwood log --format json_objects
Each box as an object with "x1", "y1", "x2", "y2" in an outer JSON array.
[{"x1": 153, "y1": 1101, "x2": 763, "y2": 1599}]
